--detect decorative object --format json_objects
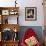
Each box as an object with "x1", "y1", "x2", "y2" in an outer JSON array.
[
  {"x1": 9, "y1": 10, "x2": 18, "y2": 15},
  {"x1": 15, "y1": 0, "x2": 17, "y2": 7},
  {"x1": 25, "y1": 7, "x2": 37, "y2": 21},
  {"x1": 1, "y1": 28, "x2": 18, "y2": 41},
  {"x1": 2, "y1": 10, "x2": 9, "y2": 15},
  {"x1": 2, "y1": 28, "x2": 13, "y2": 41}
]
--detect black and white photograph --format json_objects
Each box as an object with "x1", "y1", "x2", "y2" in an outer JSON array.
[{"x1": 25, "y1": 7, "x2": 37, "y2": 21}]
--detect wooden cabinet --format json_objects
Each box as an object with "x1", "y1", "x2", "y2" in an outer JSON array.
[
  {"x1": 0, "y1": 7, "x2": 19, "y2": 46},
  {"x1": 0, "y1": 7, "x2": 19, "y2": 24}
]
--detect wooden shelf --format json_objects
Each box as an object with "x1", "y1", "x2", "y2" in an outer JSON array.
[
  {"x1": 1, "y1": 40, "x2": 19, "y2": 46},
  {"x1": 2, "y1": 40, "x2": 19, "y2": 42},
  {"x1": 0, "y1": 7, "x2": 19, "y2": 46},
  {"x1": 0, "y1": 7, "x2": 19, "y2": 16},
  {"x1": 0, "y1": 24, "x2": 20, "y2": 32},
  {"x1": 0, "y1": 7, "x2": 19, "y2": 10}
]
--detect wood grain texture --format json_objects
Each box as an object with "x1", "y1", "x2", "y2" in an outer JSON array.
[{"x1": 0, "y1": 24, "x2": 20, "y2": 32}]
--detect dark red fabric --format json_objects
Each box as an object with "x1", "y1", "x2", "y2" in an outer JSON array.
[
  {"x1": 24, "y1": 28, "x2": 36, "y2": 40},
  {"x1": 21, "y1": 28, "x2": 41, "y2": 46}
]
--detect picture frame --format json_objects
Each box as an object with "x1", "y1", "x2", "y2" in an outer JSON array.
[
  {"x1": 2, "y1": 10, "x2": 9, "y2": 15},
  {"x1": 25, "y1": 7, "x2": 37, "y2": 21}
]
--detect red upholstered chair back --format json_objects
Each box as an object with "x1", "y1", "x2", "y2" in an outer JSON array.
[{"x1": 21, "y1": 28, "x2": 41, "y2": 46}]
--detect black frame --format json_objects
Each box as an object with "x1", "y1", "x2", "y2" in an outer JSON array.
[{"x1": 25, "y1": 7, "x2": 37, "y2": 21}]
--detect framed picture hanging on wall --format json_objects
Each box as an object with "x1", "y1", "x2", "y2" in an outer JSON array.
[{"x1": 25, "y1": 7, "x2": 37, "y2": 21}]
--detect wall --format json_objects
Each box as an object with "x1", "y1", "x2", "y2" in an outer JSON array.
[
  {"x1": 0, "y1": 0, "x2": 44, "y2": 44},
  {"x1": 18, "y1": 0, "x2": 44, "y2": 26},
  {"x1": 0, "y1": 0, "x2": 44, "y2": 26}
]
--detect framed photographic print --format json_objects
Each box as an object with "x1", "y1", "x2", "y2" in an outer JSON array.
[
  {"x1": 2, "y1": 10, "x2": 9, "y2": 15},
  {"x1": 25, "y1": 7, "x2": 37, "y2": 21}
]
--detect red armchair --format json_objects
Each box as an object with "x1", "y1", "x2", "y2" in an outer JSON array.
[{"x1": 21, "y1": 28, "x2": 41, "y2": 46}]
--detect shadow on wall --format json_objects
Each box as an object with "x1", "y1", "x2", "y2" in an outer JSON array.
[{"x1": 18, "y1": 26, "x2": 44, "y2": 45}]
